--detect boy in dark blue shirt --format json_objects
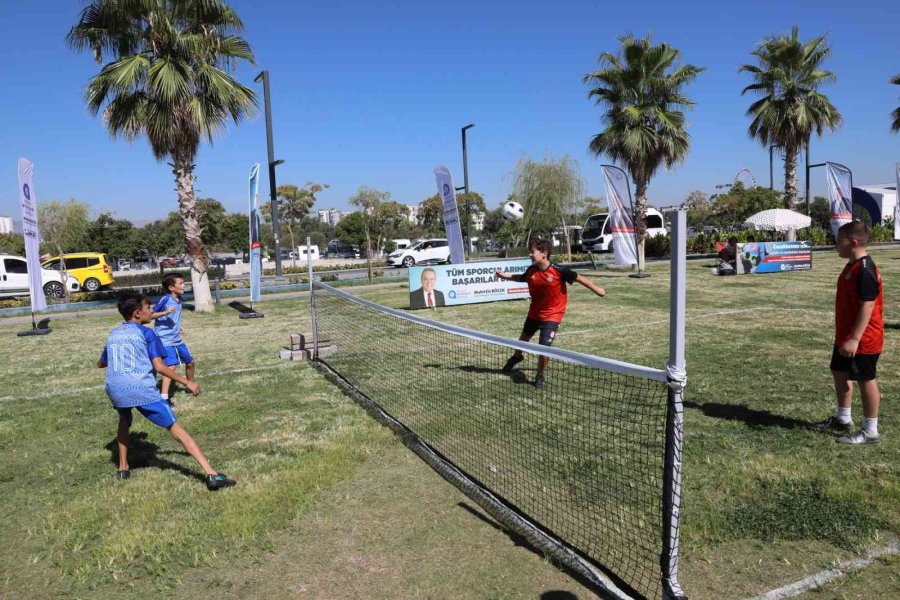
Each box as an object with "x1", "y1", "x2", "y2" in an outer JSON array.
[
  {"x1": 100, "y1": 292, "x2": 235, "y2": 490},
  {"x1": 151, "y1": 274, "x2": 195, "y2": 405}
]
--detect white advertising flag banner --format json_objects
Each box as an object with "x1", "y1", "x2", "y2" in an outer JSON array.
[
  {"x1": 825, "y1": 162, "x2": 853, "y2": 238},
  {"x1": 433, "y1": 166, "x2": 466, "y2": 264},
  {"x1": 894, "y1": 163, "x2": 900, "y2": 241},
  {"x1": 17, "y1": 158, "x2": 47, "y2": 312},
  {"x1": 248, "y1": 163, "x2": 262, "y2": 302},
  {"x1": 600, "y1": 165, "x2": 638, "y2": 266}
]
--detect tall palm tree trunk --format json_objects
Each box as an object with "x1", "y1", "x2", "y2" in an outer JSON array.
[
  {"x1": 783, "y1": 145, "x2": 799, "y2": 210},
  {"x1": 173, "y1": 156, "x2": 214, "y2": 312},
  {"x1": 634, "y1": 180, "x2": 649, "y2": 272}
]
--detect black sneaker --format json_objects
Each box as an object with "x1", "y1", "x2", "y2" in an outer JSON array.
[
  {"x1": 116, "y1": 469, "x2": 131, "y2": 480},
  {"x1": 534, "y1": 375, "x2": 545, "y2": 390},
  {"x1": 206, "y1": 473, "x2": 236, "y2": 491},
  {"x1": 810, "y1": 416, "x2": 853, "y2": 434},
  {"x1": 502, "y1": 354, "x2": 524, "y2": 373}
]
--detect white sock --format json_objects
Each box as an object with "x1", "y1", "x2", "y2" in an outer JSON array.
[
  {"x1": 836, "y1": 407, "x2": 852, "y2": 424},
  {"x1": 160, "y1": 393, "x2": 168, "y2": 401},
  {"x1": 863, "y1": 417, "x2": 878, "y2": 436}
]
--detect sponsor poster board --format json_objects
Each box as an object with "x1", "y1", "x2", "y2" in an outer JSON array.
[
  {"x1": 715, "y1": 241, "x2": 812, "y2": 274},
  {"x1": 408, "y1": 259, "x2": 531, "y2": 309}
]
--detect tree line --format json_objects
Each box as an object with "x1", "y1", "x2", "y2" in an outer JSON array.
[{"x1": 63, "y1": 0, "x2": 900, "y2": 309}]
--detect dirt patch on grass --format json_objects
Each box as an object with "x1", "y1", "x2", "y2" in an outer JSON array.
[{"x1": 176, "y1": 445, "x2": 593, "y2": 600}]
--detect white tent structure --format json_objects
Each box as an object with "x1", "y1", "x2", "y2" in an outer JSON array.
[{"x1": 743, "y1": 209, "x2": 811, "y2": 240}]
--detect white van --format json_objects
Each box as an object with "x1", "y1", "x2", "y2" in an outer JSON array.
[
  {"x1": 0, "y1": 254, "x2": 81, "y2": 298},
  {"x1": 296, "y1": 245, "x2": 320, "y2": 261},
  {"x1": 581, "y1": 207, "x2": 667, "y2": 252}
]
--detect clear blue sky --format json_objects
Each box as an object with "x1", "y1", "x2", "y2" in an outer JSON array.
[{"x1": 1, "y1": 0, "x2": 897, "y2": 223}]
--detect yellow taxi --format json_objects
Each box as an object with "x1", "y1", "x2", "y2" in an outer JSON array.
[{"x1": 41, "y1": 253, "x2": 115, "y2": 292}]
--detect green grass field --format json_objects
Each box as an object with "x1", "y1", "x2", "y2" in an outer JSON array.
[{"x1": 1, "y1": 247, "x2": 898, "y2": 599}]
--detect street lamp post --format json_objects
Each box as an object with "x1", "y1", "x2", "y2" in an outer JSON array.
[
  {"x1": 254, "y1": 70, "x2": 285, "y2": 276},
  {"x1": 769, "y1": 145, "x2": 782, "y2": 190},
  {"x1": 457, "y1": 124, "x2": 475, "y2": 255}
]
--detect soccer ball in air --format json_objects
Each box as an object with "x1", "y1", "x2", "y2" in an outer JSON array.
[{"x1": 501, "y1": 201, "x2": 525, "y2": 221}]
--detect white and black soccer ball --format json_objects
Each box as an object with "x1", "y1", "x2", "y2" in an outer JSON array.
[{"x1": 501, "y1": 201, "x2": 525, "y2": 222}]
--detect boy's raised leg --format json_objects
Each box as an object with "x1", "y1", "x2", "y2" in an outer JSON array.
[
  {"x1": 185, "y1": 361, "x2": 195, "y2": 382},
  {"x1": 167, "y1": 422, "x2": 215, "y2": 475},
  {"x1": 167, "y1": 422, "x2": 237, "y2": 489}
]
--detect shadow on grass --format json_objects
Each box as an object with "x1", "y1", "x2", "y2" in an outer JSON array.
[
  {"x1": 456, "y1": 502, "x2": 590, "y2": 598},
  {"x1": 36, "y1": 317, "x2": 51, "y2": 329},
  {"x1": 683, "y1": 400, "x2": 809, "y2": 429},
  {"x1": 456, "y1": 364, "x2": 531, "y2": 385},
  {"x1": 227, "y1": 300, "x2": 257, "y2": 314},
  {"x1": 885, "y1": 322, "x2": 900, "y2": 330},
  {"x1": 104, "y1": 432, "x2": 205, "y2": 483}
]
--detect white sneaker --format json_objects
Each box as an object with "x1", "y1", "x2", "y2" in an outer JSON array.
[{"x1": 836, "y1": 429, "x2": 881, "y2": 445}]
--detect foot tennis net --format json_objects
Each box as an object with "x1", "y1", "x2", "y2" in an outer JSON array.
[{"x1": 307, "y1": 214, "x2": 688, "y2": 600}]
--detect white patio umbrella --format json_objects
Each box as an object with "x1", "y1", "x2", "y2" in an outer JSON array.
[{"x1": 742, "y1": 209, "x2": 811, "y2": 232}]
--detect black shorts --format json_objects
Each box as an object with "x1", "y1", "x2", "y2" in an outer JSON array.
[
  {"x1": 521, "y1": 319, "x2": 560, "y2": 347},
  {"x1": 830, "y1": 346, "x2": 880, "y2": 381}
]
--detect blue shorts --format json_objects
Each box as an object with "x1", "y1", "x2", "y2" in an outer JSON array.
[
  {"x1": 163, "y1": 343, "x2": 194, "y2": 367},
  {"x1": 117, "y1": 400, "x2": 177, "y2": 428}
]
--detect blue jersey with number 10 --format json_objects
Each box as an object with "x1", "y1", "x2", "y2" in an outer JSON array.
[{"x1": 101, "y1": 322, "x2": 167, "y2": 408}]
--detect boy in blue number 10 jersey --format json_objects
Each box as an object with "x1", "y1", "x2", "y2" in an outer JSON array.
[{"x1": 100, "y1": 292, "x2": 235, "y2": 490}]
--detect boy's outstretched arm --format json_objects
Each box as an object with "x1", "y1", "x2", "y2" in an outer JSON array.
[
  {"x1": 495, "y1": 270, "x2": 525, "y2": 282},
  {"x1": 151, "y1": 357, "x2": 201, "y2": 395},
  {"x1": 575, "y1": 274, "x2": 606, "y2": 297},
  {"x1": 150, "y1": 307, "x2": 175, "y2": 319}
]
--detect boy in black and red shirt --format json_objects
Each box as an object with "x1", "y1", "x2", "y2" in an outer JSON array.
[
  {"x1": 495, "y1": 238, "x2": 606, "y2": 389},
  {"x1": 812, "y1": 221, "x2": 884, "y2": 445}
]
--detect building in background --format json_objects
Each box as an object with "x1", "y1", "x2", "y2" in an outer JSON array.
[
  {"x1": 0, "y1": 216, "x2": 13, "y2": 235},
  {"x1": 317, "y1": 208, "x2": 345, "y2": 226},
  {"x1": 406, "y1": 204, "x2": 419, "y2": 225}
]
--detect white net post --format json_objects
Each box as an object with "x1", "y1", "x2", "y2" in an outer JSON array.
[
  {"x1": 662, "y1": 208, "x2": 688, "y2": 600},
  {"x1": 307, "y1": 236, "x2": 318, "y2": 360}
]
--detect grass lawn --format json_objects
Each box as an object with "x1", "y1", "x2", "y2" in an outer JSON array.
[{"x1": 1, "y1": 246, "x2": 898, "y2": 599}]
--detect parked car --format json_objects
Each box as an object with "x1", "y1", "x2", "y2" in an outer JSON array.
[
  {"x1": 581, "y1": 208, "x2": 667, "y2": 252},
  {"x1": 159, "y1": 257, "x2": 181, "y2": 269},
  {"x1": 386, "y1": 238, "x2": 451, "y2": 268},
  {"x1": 41, "y1": 252, "x2": 114, "y2": 292},
  {"x1": 326, "y1": 241, "x2": 360, "y2": 259},
  {"x1": 1, "y1": 254, "x2": 81, "y2": 298}
]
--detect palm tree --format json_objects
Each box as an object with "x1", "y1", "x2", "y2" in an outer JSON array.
[
  {"x1": 891, "y1": 74, "x2": 900, "y2": 133},
  {"x1": 67, "y1": 1, "x2": 257, "y2": 311},
  {"x1": 584, "y1": 34, "x2": 704, "y2": 271},
  {"x1": 740, "y1": 26, "x2": 841, "y2": 210}
]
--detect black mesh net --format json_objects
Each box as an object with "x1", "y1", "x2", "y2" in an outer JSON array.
[{"x1": 313, "y1": 284, "x2": 672, "y2": 600}]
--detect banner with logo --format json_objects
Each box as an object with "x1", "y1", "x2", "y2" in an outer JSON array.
[
  {"x1": 248, "y1": 163, "x2": 262, "y2": 302},
  {"x1": 714, "y1": 241, "x2": 812, "y2": 274},
  {"x1": 600, "y1": 165, "x2": 638, "y2": 266},
  {"x1": 825, "y1": 162, "x2": 853, "y2": 238},
  {"x1": 17, "y1": 158, "x2": 47, "y2": 311},
  {"x1": 408, "y1": 259, "x2": 531, "y2": 309},
  {"x1": 894, "y1": 163, "x2": 900, "y2": 241},
  {"x1": 433, "y1": 166, "x2": 465, "y2": 264}
]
